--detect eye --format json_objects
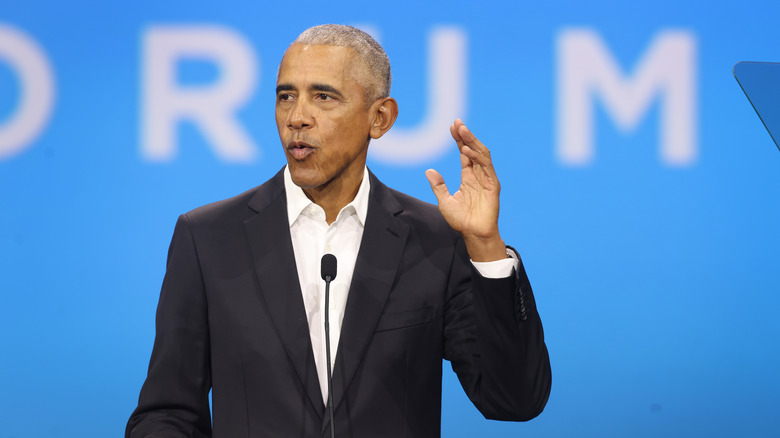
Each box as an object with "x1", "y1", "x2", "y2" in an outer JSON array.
[
  {"x1": 277, "y1": 93, "x2": 295, "y2": 102},
  {"x1": 317, "y1": 93, "x2": 334, "y2": 101}
]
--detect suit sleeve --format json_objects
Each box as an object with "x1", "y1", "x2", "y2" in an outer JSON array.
[
  {"x1": 126, "y1": 214, "x2": 213, "y2": 438},
  {"x1": 444, "y1": 239, "x2": 552, "y2": 421}
]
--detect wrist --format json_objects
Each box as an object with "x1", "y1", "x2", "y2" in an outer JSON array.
[{"x1": 463, "y1": 234, "x2": 506, "y2": 262}]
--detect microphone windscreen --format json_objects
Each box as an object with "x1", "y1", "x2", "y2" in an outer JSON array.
[{"x1": 321, "y1": 253, "x2": 337, "y2": 281}]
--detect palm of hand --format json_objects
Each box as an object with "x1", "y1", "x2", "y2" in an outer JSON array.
[
  {"x1": 436, "y1": 162, "x2": 500, "y2": 240},
  {"x1": 425, "y1": 120, "x2": 503, "y2": 251}
]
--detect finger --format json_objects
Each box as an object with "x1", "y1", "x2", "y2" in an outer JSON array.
[
  {"x1": 453, "y1": 118, "x2": 464, "y2": 131},
  {"x1": 451, "y1": 119, "x2": 468, "y2": 150},
  {"x1": 459, "y1": 146, "x2": 484, "y2": 185},
  {"x1": 457, "y1": 123, "x2": 490, "y2": 156},
  {"x1": 457, "y1": 125, "x2": 494, "y2": 171},
  {"x1": 460, "y1": 147, "x2": 473, "y2": 169},
  {"x1": 462, "y1": 146, "x2": 498, "y2": 183},
  {"x1": 461, "y1": 145, "x2": 494, "y2": 172},
  {"x1": 425, "y1": 169, "x2": 451, "y2": 203},
  {"x1": 450, "y1": 122, "x2": 464, "y2": 151}
]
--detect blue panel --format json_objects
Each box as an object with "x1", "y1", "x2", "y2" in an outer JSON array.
[{"x1": 735, "y1": 61, "x2": 780, "y2": 149}]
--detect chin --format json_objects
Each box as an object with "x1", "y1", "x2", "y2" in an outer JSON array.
[{"x1": 288, "y1": 167, "x2": 323, "y2": 189}]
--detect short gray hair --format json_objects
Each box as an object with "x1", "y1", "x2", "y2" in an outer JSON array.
[{"x1": 290, "y1": 24, "x2": 391, "y2": 103}]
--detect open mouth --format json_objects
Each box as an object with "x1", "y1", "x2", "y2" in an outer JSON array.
[{"x1": 288, "y1": 141, "x2": 315, "y2": 160}]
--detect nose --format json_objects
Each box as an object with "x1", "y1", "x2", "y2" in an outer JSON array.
[{"x1": 288, "y1": 99, "x2": 312, "y2": 130}]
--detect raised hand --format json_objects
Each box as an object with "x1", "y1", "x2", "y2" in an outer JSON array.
[{"x1": 425, "y1": 119, "x2": 507, "y2": 262}]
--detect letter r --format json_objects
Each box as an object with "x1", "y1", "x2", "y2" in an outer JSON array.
[{"x1": 142, "y1": 25, "x2": 258, "y2": 162}]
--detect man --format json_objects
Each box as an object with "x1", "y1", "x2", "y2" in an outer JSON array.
[{"x1": 127, "y1": 24, "x2": 551, "y2": 437}]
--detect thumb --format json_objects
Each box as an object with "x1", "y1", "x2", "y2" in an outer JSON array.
[{"x1": 425, "y1": 169, "x2": 450, "y2": 204}]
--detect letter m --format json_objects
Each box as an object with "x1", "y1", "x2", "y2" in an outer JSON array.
[{"x1": 557, "y1": 29, "x2": 697, "y2": 166}]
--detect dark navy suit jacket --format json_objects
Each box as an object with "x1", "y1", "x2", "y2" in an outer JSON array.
[{"x1": 126, "y1": 169, "x2": 551, "y2": 437}]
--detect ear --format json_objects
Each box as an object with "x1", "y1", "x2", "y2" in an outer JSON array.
[{"x1": 368, "y1": 97, "x2": 399, "y2": 139}]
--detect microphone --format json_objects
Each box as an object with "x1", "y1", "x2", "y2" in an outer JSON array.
[
  {"x1": 320, "y1": 254, "x2": 337, "y2": 438},
  {"x1": 321, "y1": 253, "x2": 337, "y2": 282}
]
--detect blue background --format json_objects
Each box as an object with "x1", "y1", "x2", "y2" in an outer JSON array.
[{"x1": 2, "y1": 1, "x2": 779, "y2": 436}]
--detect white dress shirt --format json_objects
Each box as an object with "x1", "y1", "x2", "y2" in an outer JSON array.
[{"x1": 283, "y1": 166, "x2": 517, "y2": 404}]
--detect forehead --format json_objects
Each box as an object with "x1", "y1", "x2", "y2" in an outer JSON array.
[{"x1": 277, "y1": 44, "x2": 364, "y2": 87}]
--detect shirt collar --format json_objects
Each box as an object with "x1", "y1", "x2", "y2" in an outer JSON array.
[{"x1": 284, "y1": 166, "x2": 371, "y2": 228}]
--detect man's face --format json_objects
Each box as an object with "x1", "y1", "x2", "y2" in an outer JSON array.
[{"x1": 276, "y1": 44, "x2": 373, "y2": 193}]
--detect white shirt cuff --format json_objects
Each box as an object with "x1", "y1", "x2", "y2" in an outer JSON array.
[{"x1": 470, "y1": 248, "x2": 519, "y2": 279}]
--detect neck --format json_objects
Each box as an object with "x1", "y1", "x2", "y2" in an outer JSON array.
[{"x1": 303, "y1": 168, "x2": 364, "y2": 225}]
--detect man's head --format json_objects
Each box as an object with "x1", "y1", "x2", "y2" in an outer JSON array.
[
  {"x1": 287, "y1": 24, "x2": 391, "y2": 104},
  {"x1": 275, "y1": 25, "x2": 398, "y2": 201}
]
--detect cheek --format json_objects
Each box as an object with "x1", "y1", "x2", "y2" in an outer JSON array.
[
  {"x1": 339, "y1": 116, "x2": 371, "y2": 141},
  {"x1": 318, "y1": 113, "x2": 371, "y2": 153}
]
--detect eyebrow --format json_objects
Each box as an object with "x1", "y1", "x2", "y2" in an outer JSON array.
[
  {"x1": 276, "y1": 84, "x2": 294, "y2": 94},
  {"x1": 310, "y1": 83, "x2": 344, "y2": 99},
  {"x1": 275, "y1": 83, "x2": 345, "y2": 99}
]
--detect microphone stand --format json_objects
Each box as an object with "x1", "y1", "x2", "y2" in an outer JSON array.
[
  {"x1": 321, "y1": 254, "x2": 337, "y2": 438},
  {"x1": 324, "y1": 275, "x2": 335, "y2": 438}
]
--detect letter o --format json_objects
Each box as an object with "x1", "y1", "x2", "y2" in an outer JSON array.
[{"x1": 0, "y1": 23, "x2": 55, "y2": 160}]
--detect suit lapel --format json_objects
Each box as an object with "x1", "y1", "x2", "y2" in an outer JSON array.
[
  {"x1": 244, "y1": 170, "x2": 325, "y2": 416},
  {"x1": 243, "y1": 169, "x2": 411, "y2": 432},
  {"x1": 328, "y1": 172, "x2": 410, "y2": 417}
]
